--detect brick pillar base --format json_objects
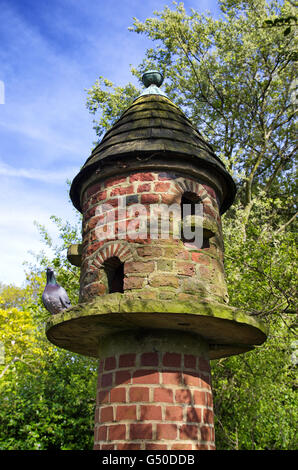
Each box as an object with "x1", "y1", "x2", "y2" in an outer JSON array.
[{"x1": 94, "y1": 330, "x2": 215, "y2": 450}]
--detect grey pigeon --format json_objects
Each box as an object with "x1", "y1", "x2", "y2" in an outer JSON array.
[{"x1": 42, "y1": 267, "x2": 71, "y2": 315}]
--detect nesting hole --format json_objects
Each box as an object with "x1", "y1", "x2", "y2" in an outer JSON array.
[
  {"x1": 181, "y1": 192, "x2": 201, "y2": 244},
  {"x1": 181, "y1": 192, "x2": 200, "y2": 219},
  {"x1": 180, "y1": 191, "x2": 213, "y2": 248},
  {"x1": 103, "y1": 256, "x2": 124, "y2": 293}
]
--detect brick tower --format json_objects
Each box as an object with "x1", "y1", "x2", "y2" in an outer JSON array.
[{"x1": 46, "y1": 70, "x2": 267, "y2": 450}]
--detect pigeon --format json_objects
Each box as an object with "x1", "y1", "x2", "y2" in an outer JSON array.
[{"x1": 42, "y1": 267, "x2": 72, "y2": 315}]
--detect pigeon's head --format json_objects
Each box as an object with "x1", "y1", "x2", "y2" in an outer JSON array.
[{"x1": 46, "y1": 267, "x2": 57, "y2": 284}]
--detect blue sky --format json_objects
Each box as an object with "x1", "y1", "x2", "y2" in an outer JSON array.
[{"x1": 0, "y1": 0, "x2": 220, "y2": 286}]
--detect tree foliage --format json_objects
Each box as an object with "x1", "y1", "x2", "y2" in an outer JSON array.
[
  {"x1": 88, "y1": 0, "x2": 297, "y2": 235},
  {"x1": 0, "y1": 220, "x2": 97, "y2": 450}
]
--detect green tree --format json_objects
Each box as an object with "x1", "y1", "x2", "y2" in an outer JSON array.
[
  {"x1": 212, "y1": 212, "x2": 297, "y2": 449},
  {"x1": 87, "y1": 0, "x2": 297, "y2": 233},
  {"x1": 0, "y1": 294, "x2": 44, "y2": 384},
  {"x1": 0, "y1": 218, "x2": 97, "y2": 450}
]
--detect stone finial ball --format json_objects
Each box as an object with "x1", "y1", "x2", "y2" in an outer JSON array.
[{"x1": 142, "y1": 70, "x2": 164, "y2": 88}]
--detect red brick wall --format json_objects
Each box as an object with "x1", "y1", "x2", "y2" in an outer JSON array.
[
  {"x1": 94, "y1": 351, "x2": 215, "y2": 450},
  {"x1": 80, "y1": 171, "x2": 228, "y2": 304}
]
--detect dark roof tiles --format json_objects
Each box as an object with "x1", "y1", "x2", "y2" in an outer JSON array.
[{"x1": 70, "y1": 94, "x2": 235, "y2": 212}]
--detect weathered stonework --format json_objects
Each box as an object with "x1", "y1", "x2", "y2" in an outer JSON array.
[
  {"x1": 79, "y1": 171, "x2": 228, "y2": 305},
  {"x1": 46, "y1": 296, "x2": 267, "y2": 360}
]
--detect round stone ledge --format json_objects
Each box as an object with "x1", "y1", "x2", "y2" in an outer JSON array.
[{"x1": 45, "y1": 295, "x2": 267, "y2": 360}]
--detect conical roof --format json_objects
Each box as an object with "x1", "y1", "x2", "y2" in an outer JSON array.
[{"x1": 70, "y1": 73, "x2": 236, "y2": 213}]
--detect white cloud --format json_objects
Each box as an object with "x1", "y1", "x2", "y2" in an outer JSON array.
[{"x1": 0, "y1": 161, "x2": 78, "y2": 184}]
